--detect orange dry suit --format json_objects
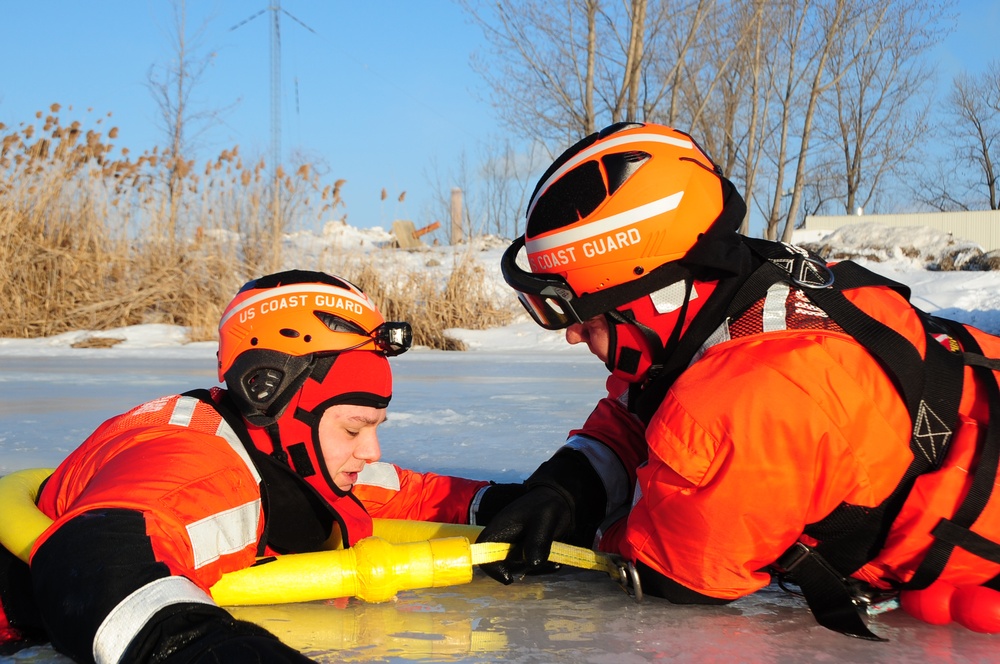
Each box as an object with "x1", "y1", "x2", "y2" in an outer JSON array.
[
  {"x1": 5, "y1": 387, "x2": 490, "y2": 663},
  {"x1": 537, "y1": 238, "x2": 1000, "y2": 638}
]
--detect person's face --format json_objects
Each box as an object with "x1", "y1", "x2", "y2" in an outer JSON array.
[
  {"x1": 317, "y1": 404, "x2": 386, "y2": 491},
  {"x1": 566, "y1": 315, "x2": 611, "y2": 363}
]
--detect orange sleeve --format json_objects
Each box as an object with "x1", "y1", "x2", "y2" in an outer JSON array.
[
  {"x1": 352, "y1": 462, "x2": 489, "y2": 524},
  {"x1": 570, "y1": 375, "x2": 648, "y2": 482}
]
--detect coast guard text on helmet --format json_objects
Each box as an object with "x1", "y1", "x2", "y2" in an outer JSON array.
[
  {"x1": 237, "y1": 292, "x2": 366, "y2": 324},
  {"x1": 529, "y1": 227, "x2": 642, "y2": 272}
]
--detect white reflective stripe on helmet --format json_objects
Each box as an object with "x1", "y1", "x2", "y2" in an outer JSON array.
[
  {"x1": 525, "y1": 191, "x2": 684, "y2": 255},
  {"x1": 218, "y1": 283, "x2": 375, "y2": 330},
  {"x1": 92, "y1": 575, "x2": 215, "y2": 664},
  {"x1": 527, "y1": 131, "x2": 694, "y2": 221},
  {"x1": 563, "y1": 434, "x2": 630, "y2": 514}
]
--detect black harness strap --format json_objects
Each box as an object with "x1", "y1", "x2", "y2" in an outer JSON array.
[
  {"x1": 638, "y1": 238, "x2": 1000, "y2": 639},
  {"x1": 736, "y1": 241, "x2": 968, "y2": 639},
  {"x1": 903, "y1": 323, "x2": 1000, "y2": 589}
]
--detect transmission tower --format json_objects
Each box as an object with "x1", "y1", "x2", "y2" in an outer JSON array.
[
  {"x1": 230, "y1": 1, "x2": 317, "y2": 179},
  {"x1": 230, "y1": 2, "x2": 317, "y2": 270}
]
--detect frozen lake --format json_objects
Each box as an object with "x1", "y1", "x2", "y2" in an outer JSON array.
[{"x1": 2, "y1": 348, "x2": 998, "y2": 662}]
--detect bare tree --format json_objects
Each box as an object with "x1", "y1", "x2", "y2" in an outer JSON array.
[
  {"x1": 729, "y1": 0, "x2": 773, "y2": 234},
  {"x1": 947, "y1": 62, "x2": 1000, "y2": 210},
  {"x1": 463, "y1": 0, "x2": 604, "y2": 143},
  {"x1": 146, "y1": 0, "x2": 226, "y2": 244},
  {"x1": 424, "y1": 152, "x2": 479, "y2": 243},
  {"x1": 778, "y1": 0, "x2": 888, "y2": 242},
  {"x1": 479, "y1": 139, "x2": 547, "y2": 238},
  {"x1": 462, "y1": 0, "x2": 949, "y2": 240},
  {"x1": 601, "y1": 0, "x2": 647, "y2": 122},
  {"x1": 818, "y1": 0, "x2": 943, "y2": 216}
]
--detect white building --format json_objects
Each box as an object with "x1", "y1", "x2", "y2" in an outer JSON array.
[{"x1": 804, "y1": 210, "x2": 1000, "y2": 251}]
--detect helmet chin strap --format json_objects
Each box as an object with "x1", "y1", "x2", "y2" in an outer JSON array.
[{"x1": 605, "y1": 278, "x2": 694, "y2": 383}]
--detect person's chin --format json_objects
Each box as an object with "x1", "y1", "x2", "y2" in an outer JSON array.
[{"x1": 336, "y1": 472, "x2": 358, "y2": 492}]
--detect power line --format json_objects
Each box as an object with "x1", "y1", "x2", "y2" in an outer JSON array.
[{"x1": 229, "y1": 1, "x2": 317, "y2": 174}]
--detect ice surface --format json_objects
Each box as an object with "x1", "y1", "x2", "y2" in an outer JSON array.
[
  {"x1": 6, "y1": 222, "x2": 1000, "y2": 661},
  {"x1": 2, "y1": 348, "x2": 998, "y2": 662}
]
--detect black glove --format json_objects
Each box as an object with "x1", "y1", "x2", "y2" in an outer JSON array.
[
  {"x1": 477, "y1": 449, "x2": 607, "y2": 585},
  {"x1": 477, "y1": 485, "x2": 574, "y2": 584},
  {"x1": 471, "y1": 482, "x2": 530, "y2": 526},
  {"x1": 120, "y1": 603, "x2": 314, "y2": 663}
]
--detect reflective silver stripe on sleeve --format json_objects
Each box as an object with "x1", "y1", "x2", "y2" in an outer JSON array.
[
  {"x1": 356, "y1": 461, "x2": 401, "y2": 491},
  {"x1": 468, "y1": 485, "x2": 491, "y2": 526},
  {"x1": 213, "y1": 417, "x2": 262, "y2": 485},
  {"x1": 167, "y1": 396, "x2": 262, "y2": 485},
  {"x1": 762, "y1": 282, "x2": 790, "y2": 333},
  {"x1": 168, "y1": 396, "x2": 197, "y2": 427},
  {"x1": 563, "y1": 434, "x2": 629, "y2": 514},
  {"x1": 93, "y1": 575, "x2": 215, "y2": 664},
  {"x1": 186, "y1": 498, "x2": 261, "y2": 569}
]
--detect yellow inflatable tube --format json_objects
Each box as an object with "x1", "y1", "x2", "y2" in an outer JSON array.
[
  {"x1": 0, "y1": 468, "x2": 484, "y2": 606},
  {"x1": 0, "y1": 467, "x2": 53, "y2": 561}
]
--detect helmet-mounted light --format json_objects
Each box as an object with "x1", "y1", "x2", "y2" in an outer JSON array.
[{"x1": 375, "y1": 321, "x2": 413, "y2": 356}]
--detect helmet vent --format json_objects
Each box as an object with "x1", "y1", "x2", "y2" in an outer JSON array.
[
  {"x1": 279, "y1": 328, "x2": 300, "y2": 338},
  {"x1": 246, "y1": 368, "x2": 284, "y2": 402},
  {"x1": 315, "y1": 310, "x2": 367, "y2": 335},
  {"x1": 602, "y1": 151, "x2": 649, "y2": 196},
  {"x1": 528, "y1": 160, "x2": 606, "y2": 237}
]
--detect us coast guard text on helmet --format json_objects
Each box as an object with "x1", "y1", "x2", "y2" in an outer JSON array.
[
  {"x1": 221, "y1": 284, "x2": 373, "y2": 327},
  {"x1": 529, "y1": 227, "x2": 643, "y2": 271}
]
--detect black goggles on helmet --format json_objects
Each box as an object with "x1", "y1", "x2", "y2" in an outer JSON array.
[
  {"x1": 501, "y1": 235, "x2": 693, "y2": 330},
  {"x1": 501, "y1": 236, "x2": 589, "y2": 329}
]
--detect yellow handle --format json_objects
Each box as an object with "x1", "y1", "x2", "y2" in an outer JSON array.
[{"x1": 212, "y1": 535, "x2": 475, "y2": 605}]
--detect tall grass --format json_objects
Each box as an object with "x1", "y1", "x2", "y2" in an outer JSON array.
[
  {"x1": 0, "y1": 106, "x2": 515, "y2": 348},
  {"x1": 347, "y1": 256, "x2": 513, "y2": 351}
]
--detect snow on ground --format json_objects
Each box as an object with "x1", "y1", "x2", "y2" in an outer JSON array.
[{"x1": 4, "y1": 221, "x2": 1000, "y2": 662}]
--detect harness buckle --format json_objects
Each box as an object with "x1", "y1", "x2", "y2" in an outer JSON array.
[
  {"x1": 774, "y1": 244, "x2": 835, "y2": 289},
  {"x1": 775, "y1": 541, "x2": 812, "y2": 574}
]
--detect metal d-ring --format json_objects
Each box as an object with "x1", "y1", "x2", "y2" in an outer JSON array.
[
  {"x1": 789, "y1": 253, "x2": 835, "y2": 289},
  {"x1": 612, "y1": 556, "x2": 643, "y2": 603}
]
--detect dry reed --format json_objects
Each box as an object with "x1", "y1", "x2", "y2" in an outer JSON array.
[
  {"x1": 346, "y1": 254, "x2": 515, "y2": 351},
  {"x1": 0, "y1": 106, "x2": 517, "y2": 349}
]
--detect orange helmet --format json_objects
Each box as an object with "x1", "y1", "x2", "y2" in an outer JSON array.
[
  {"x1": 218, "y1": 270, "x2": 412, "y2": 425},
  {"x1": 502, "y1": 122, "x2": 744, "y2": 329}
]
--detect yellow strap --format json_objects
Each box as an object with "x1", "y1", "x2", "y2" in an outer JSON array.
[
  {"x1": 471, "y1": 541, "x2": 620, "y2": 576},
  {"x1": 375, "y1": 517, "x2": 621, "y2": 576}
]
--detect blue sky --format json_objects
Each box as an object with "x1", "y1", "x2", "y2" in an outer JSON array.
[{"x1": 1, "y1": 1, "x2": 997, "y2": 232}]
